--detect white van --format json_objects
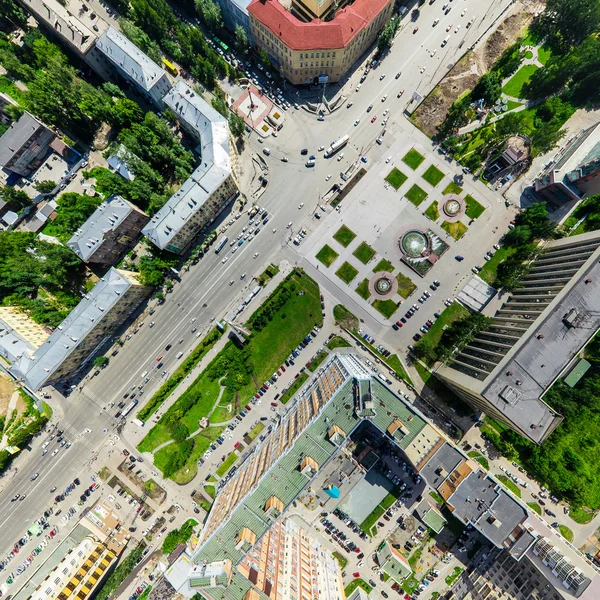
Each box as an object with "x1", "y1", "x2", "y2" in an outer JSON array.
[
  {"x1": 176, "y1": 352, "x2": 184, "y2": 359},
  {"x1": 441, "y1": 36, "x2": 450, "y2": 47},
  {"x1": 141, "y1": 371, "x2": 148, "y2": 378},
  {"x1": 263, "y1": 148, "x2": 271, "y2": 156}
]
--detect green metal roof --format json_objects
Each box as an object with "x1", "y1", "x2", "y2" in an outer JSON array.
[{"x1": 564, "y1": 358, "x2": 591, "y2": 387}]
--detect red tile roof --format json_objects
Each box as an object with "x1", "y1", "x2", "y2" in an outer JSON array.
[{"x1": 248, "y1": 0, "x2": 391, "y2": 51}]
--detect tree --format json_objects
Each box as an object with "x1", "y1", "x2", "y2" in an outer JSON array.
[
  {"x1": 34, "y1": 180, "x2": 56, "y2": 194},
  {"x1": 0, "y1": 0, "x2": 28, "y2": 30},
  {"x1": 234, "y1": 25, "x2": 249, "y2": 55},
  {"x1": 503, "y1": 225, "x2": 532, "y2": 247},
  {"x1": 194, "y1": 0, "x2": 222, "y2": 31},
  {"x1": 93, "y1": 356, "x2": 109, "y2": 368},
  {"x1": 258, "y1": 48, "x2": 271, "y2": 71},
  {"x1": 119, "y1": 18, "x2": 164, "y2": 63},
  {"x1": 472, "y1": 72, "x2": 502, "y2": 105},
  {"x1": 535, "y1": 0, "x2": 600, "y2": 50},
  {"x1": 517, "y1": 201, "x2": 556, "y2": 239},
  {"x1": 45, "y1": 192, "x2": 103, "y2": 241},
  {"x1": 377, "y1": 16, "x2": 399, "y2": 54},
  {"x1": 0, "y1": 186, "x2": 31, "y2": 210},
  {"x1": 172, "y1": 422, "x2": 189, "y2": 442},
  {"x1": 229, "y1": 112, "x2": 245, "y2": 138},
  {"x1": 530, "y1": 122, "x2": 566, "y2": 155}
]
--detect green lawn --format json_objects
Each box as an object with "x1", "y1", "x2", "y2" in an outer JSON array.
[
  {"x1": 333, "y1": 304, "x2": 359, "y2": 328},
  {"x1": 445, "y1": 567, "x2": 463, "y2": 586},
  {"x1": 344, "y1": 579, "x2": 373, "y2": 597},
  {"x1": 559, "y1": 525, "x2": 574, "y2": 542},
  {"x1": 506, "y1": 100, "x2": 523, "y2": 111},
  {"x1": 307, "y1": 349, "x2": 328, "y2": 372},
  {"x1": 204, "y1": 485, "x2": 216, "y2": 499},
  {"x1": 385, "y1": 167, "x2": 408, "y2": 189},
  {"x1": 430, "y1": 490, "x2": 445, "y2": 505},
  {"x1": 280, "y1": 372, "x2": 309, "y2": 404},
  {"x1": 332, "y1": 551, "x2": 348, "y2": 569},
  {"x1": 247, "y1": 421, "x2": 265, "y2": 441},
  {"x1": 328, "y1": 335, "x2": 351, "y2": 349},
  {"x1": 425, "y1": 201, "x2": 439, "y2": 221},
  {"x1": 524, "y1": 50, "x2": 533, "y2": 59},
  {"x1": 373, "y1": 299, "x2": 399, "y2": 319},
  {"x1": 355, "y1": 278, "x2": 371, "y2": 300},
  {"x1": 442, "y1": 220, "x2": 468, "y2": 240},
  {"x1": 442, "y1": 181, "x2": 463, "y2": 195},
  {"x1": 215, "y1": 451, "x2": 238, "y2": 477},
  {"x1": 402, "y1": 148, "x2": 425, "y2": 170},
  {"x1": 396, "y1": 272, "x2": 416, "y2": 298},
  {"x1": 522, "y1": 28, "x2": 541, "y2": 47},
  {"x1": 569, "y1": 507, "x2": 595, "y2": 524},
  {"x1": 477, "y1": 246, "x2": 517, "y2": 287},
  {"x1": 527, "y1": 501, "x2": 542, "y2": 515},
  {"x1": 316, "y1": 244, "x2": 339, "y2": 267},
  {"x1": 537, "y1": 44, "x2": 552, "y2": 65},
  {"x1": 336, "y1": 261, "x2": 359, "y2": 284},
  {"x1": 0, "y1": 76, "x2": 29, "y2": 106},
  {"x1": 353, "y1": 242, "x2": 376, "y2": 264},
  {"x1": 373, "y1": 258, "x2": 394, "y2": 273},
  {"x1": 140, "y1": 270, "x2": 322, "y2": 462},
  {"x1": 422, "y1": 165, "x2": 445, "y2": 187},
  {"x1": 386, "y1": 354, "x2": 410, "y2": 382},
  {"x1": 417, "y1": 302, "x2": 469, "y2": 357},
  {"x1": 332, "y1": 225, "x2": 357, "y2": 247},
  {"x1": 497, "y1": 475, "x2": 522, "y2": 498},
  {"x1": 468, "y1": 451, "x2": 489, "y2": 470},
  {"x1": 405, "y1": 184, "x2": 428, "y2": 206},
  {"x1": 464, "y1": 194, "x2": 485, "y2": 219},
  {"x1": 502, "y1": 64, "x2": 539, "y2": 99}
]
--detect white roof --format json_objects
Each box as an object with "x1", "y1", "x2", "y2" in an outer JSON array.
[
  {"x1": 143, "y1": 82, "x2": 234, "y2": 250},
  {"x1": 11, "y1": 269, "x2": 142, "y2": 390},
  {"x1": 68, "y1": 195, "x2": 137, "y2": 261},
  {"x1": 96, "y1": 26, "x2": 166, "y2": 92}
]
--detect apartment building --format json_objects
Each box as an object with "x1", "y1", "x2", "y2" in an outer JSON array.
[
  {"x1": 143, "y1": 81, "x2": 238, "y2": 254},
  {"x1": 0, "y1": 307, "x2": 49, "y2": 365},
  {"x1": 95, "y1": 26, "x2": 172, "y2": 108},
  {"x1": 68, "y1": 195, "x2": 149, "y2": 267},
  {"x1": 377, "y1": 540, "x2": 412, "y2": 584},
  {"x1": 11, "y1": 269, "x2": 151, "y2": 390},
  {"x1": 238, "y1": 517, "x2": 344, "y2": 600},
  {"x1": 435, "y1": 230, "x2": 600, "y2": 444},
  {"x1": 0, "y1": 112, "x2": 55, "y2": 179},
  {"x1": 534, "y1": 122, "x2": 600, "y2": 206},
  {"x1": 248, "y1": 0, "x2": 394, "y2": 85}
]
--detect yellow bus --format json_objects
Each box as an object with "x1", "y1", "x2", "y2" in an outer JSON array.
[{"x1": 162, "y1": 58, "x2": 178, "y2": 77}]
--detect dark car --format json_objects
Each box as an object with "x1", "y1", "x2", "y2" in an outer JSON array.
[
  {"x1": 413, "y1": 333, "x2": 422, "y2": 341},
  {"x1": 301, "y1": 148, "x2": 308, "y2": 155},
  {"x1": 455, "y1": 255, "x2": 464, "y2": 261}
]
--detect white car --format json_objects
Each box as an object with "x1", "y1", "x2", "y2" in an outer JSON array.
[
  {"x1": 337, "y1": 153, "x2": 344, "y2": 161},
  {"x1": 433, "y1": 18, "x2": 440, "y2": 26},
  {"x1": 354, "y1": 119, "x2": 360, "y2": 126},
  {"x1": 379, "y1": 73, "x2": 385, "y2": 80},
  {"x1": 383, "y1": 108, "x2": 389, "y2": 116},
  {"x1": 298, "y1": 203, "x2": 304, "y2": 209},
  {"x1": 461, "y1": 8, "x2": 467, "y2": 16},
  {"x1": 381, "y1": 94, "x2": 387, "y2": 102},
  {"x1": 430, "y1": 49, "x2": 437, "y2": 57},
  {"x1": 454, "y1": 25, "x2": 461, "y2": 33},
  {"x1": 253, "y1": 252, "x2": 259, "y2": 259},
  {"x1": 326, "y1": 174, "x2": 332, "y2": 181},
  {"x1": 385, "y1": 156, "x2": 392, "y2": 163},
  {"x1": 356, "y1": 83, "x2": 362, "y2": 92},
  {"x1": 222, "y1": 256, "x2": 228, "y2": 264}
]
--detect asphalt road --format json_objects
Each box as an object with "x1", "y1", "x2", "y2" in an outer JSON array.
[{"x1": 0, "y1": 0, "x2": 517, "y2": 564}]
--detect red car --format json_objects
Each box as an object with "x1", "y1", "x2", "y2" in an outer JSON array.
[
  {"x1": 156, "y1": 355, "x2": 163, "y2": 361},
  {"x1": 353, "y1": 572, "x2": 360, "y2": 578},
  {"x1": 395, "y1": 321, "x2": 403, "y2": 328},
  {"x1": 371, "y1": 115, "x2": 377, "y2": 123},
  {"x1": 271, "y1": 402, "x2": 278, "y2": 407},
  {"x1": 281, "y1": 365, "x2": 286, "y2": 372}
]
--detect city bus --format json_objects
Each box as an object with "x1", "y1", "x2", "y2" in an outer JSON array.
[
  {"x1": 121, "y1": 399, "x2": 139, "y2": 419},
  {"x1": 214, "y1": 37, "x2": 229, "y2": 53},
  {"x1": 215, "y1": 236, "x2": 229, "y2": 254},
  {"x1": 325, "y1": 135, "x2": 349, "y2": 158},
  {"x1": 162, "y1": 58, "x2": 179, "y2": 77}
]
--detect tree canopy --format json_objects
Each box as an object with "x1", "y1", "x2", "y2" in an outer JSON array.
[{"x1": 42, "y1": 192, "x2": 103, "y2": 242}]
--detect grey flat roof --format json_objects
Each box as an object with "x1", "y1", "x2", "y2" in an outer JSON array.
[
  {"x1": 482, "y1": 240, "x2": 600, "y2": 440},
  {"x1": 448, "y1": 470, "x2": 528, "y2": 547},
  {"x1": 96, "y1": 27, "x2": 165, "y2": 92},
  {"x1": 0, "y1": 112, "x2": 48, "y2": 170},
  {"x1": 68, "y1": 195, "x2": 138, "y2": 261},
  {"x1": 419, "y1": 442, "x2": 464, "y2": 489},
  {"x1": 143, "y1": 82, "x2": 234, "y2": 250},
  {"x1": 0, "y1": 321, "x2": 36, "y2": 365},
  {"x1": 11, "y1": 269, "x2": 141, "y2": 390}
]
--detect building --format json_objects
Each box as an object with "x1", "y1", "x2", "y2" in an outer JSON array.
[
  {"x1": 534, "y1": 122, "x2": 600, "y2": 206},
  {"x1": 248, "y1": 0, "x2": 395, "y2": 86},
  {"x1": 238, "y1": 517, "x2": 344, "y2": 599},
  {"x1": 159, "y1": 353, "x2": 600, "y2": 600},
  {"x1": 414, "y1": 499, "x2": 447, "y2": 534},
  {"x1": 0, "y1": 112, "x2": 55, "y2": 180},
  {"x1": 68, "y1": 195, "x2": 149, "y2": 266},
  {"x1": 217, "y1": 0, "x2": 254, "y2": 41},
  {"x1": 143, "y1": 81, "x2": 238, "y2": 254},
  {"x1": 95, "y1": 26, "x2": 172, "y2": 108},
  {"x1": 377, "y1": 540, "x2": 412, "y2": 583},
  {"x1": 0, "y1": 307, "x2": 49, "y2": 365},
  {"x1": 11, "y1": 269, "x2": 151, "y2": 390},
  {"x1": 346, "y1": 589, "x2": 370, "y2": 600},
  {"x1": 435, "y1": 230, "x2": 600, "y2": 444}
]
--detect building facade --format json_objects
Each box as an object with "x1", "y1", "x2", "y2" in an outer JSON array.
[
  {"x1": 238, "y1": 517, "x2": 344, "y2": 600},
  {"x1": 143, "y1": 81, "x2": 238, "y2": 254},
  {"x1": 248, "y1": 0, "x2": 394, "y2": 85},
  {"x1": 95, "y1": 26, "x2": 173, "y2": 108},
  {"x1": 11, "y1": 269, "x2": 151, "y2": 390},
  {"x1": 435, "y1": 231, "x2": 600, "y2": 444},
  {"x1": 68, "y1": 195, "x2": 149, "y2": 266},
  {"x1": 534, "y1": 122, "x2": 600, "y2": 206},
  {"x1": 0, "y1": 112, "x2": 55, "y2": 179}
]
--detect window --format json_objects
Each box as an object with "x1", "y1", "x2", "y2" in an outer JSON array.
[{"x1": 54, "y1": 577, "x2": 61, "y2": 585}]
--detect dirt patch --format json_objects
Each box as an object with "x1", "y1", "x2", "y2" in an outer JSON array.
[
  {"x1": 117, "y1": 460, "x2": 167, "y2": 505},
  {"x1": 0, "y1": 374, "x2": 15, "y2": 418},
  {"x1": 412, "y1": 1, "x2": 538, "y2": 137},
  {"x1": 14, "y1": 392, "x2": 27, "y2": 415},
  {"x1": 93, "y1": 122, "x2": 113, "y2": 151}
]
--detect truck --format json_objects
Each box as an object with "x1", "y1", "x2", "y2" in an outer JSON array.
[
  {"x1": 215, "y1": 236, "x2": 229, "y2": 254},
  {"x1": 325, "y1": 135, "x2": 349, "y2": 158}
]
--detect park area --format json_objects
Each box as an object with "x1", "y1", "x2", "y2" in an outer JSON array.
[{"x1": 137, "y1": 269, "x2": 323, "y2": 483}]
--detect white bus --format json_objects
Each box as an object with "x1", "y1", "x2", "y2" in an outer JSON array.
[
  {"x1": 215, "y1": 236, "x2": 229, "y2": 254},
  {"x1": 325, "y1": 135, "x2": 349, "y2": 158},
  {"x1": 121, "y1": 399, "x2": 139, "y2": 419}
]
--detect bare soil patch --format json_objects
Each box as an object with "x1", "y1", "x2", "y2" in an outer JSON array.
[
  {"x1": 0, "y1": 374, "x2": 15, "y2": 418},
  {"x1": 412, "y1": 1, "x2": 539, "y2": 137}
]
